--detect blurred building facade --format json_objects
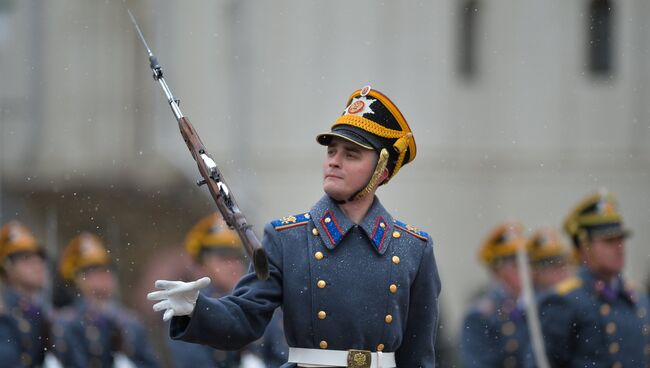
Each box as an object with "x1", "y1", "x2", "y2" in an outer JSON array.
[{"x1": 1, "y1": 0, "x2": 649, "y2": 366}]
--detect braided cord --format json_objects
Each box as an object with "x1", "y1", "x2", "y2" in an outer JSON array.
[{"x1": 333, "y1": 115, "x2": 406, "y2": 139}]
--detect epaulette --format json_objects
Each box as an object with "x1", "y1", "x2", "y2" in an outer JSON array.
[
  {"x1": 623, "y1": 279, "x2": 644, "y2": 304},
  {"x1": 555, "y1": 276, "x2": 583, "y2": 296},
  {"x1": 393, "y1": 220, "x2": 430, "y2": 241},
  {"x1": 271, "y1": 212, "x2": 311, "y2": 231}
]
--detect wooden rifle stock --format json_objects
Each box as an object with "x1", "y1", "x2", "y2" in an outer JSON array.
[{"x1": 178, "y1": 117, "x2": 269, "y2": 280}]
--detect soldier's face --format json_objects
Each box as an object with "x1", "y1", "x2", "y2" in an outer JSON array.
[
  {"x1": 76, "y1": 266, "x2": 116, "y2": 301},
  {"x1": 533, "y1": 262, "x2": 571, "y2": 290},
  {"x1": 200, "y1": 253, "x2": 245, "y2": 291},
  {"x1": 493, "y1": 260, "x2": 522, "y2": 296},
  {"x1": 585, "y1": 235, "x2": 625, "y2": 277},
  {"x1": 5, "y1": 252, "x2": 46, "y2": 293},
  {"x1": 323, "y1": 138, "x2": 377, "y2": 201}
]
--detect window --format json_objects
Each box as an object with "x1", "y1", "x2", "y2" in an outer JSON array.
[
  {"x1": 587, "y1": 0, "x2": 615, "y2": 76},
  {"x1": 458, "y1": 0, "x2": 480, "y2": 79}
]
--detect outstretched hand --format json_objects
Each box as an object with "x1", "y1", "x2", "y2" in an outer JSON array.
[{"x1": 147, "y1": 277, "x2": 211, "y2": 322}]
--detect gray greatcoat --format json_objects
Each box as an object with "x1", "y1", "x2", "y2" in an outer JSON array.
[{"x1": 171, "y1": 195, "x2": 441, "y2": 367}]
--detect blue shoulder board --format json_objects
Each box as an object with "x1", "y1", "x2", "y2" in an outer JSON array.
[
  {"x1": 393, "y1": 219, "x2": 430, "y2": 241},
  {"x1": 271, "y1": 212, "x2": 311, "y2": 231}
]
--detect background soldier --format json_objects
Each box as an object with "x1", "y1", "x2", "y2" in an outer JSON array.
[
  {"x1": 526, "y1": 226, "x2": 572, "y2": 292},
  {"x1": 55, "y1": 232, "x2": 160, "y2": 368},
  {"x1": 148, "y1": 86, "x2": 441, "y2": 367},
  {"x1": 538, "y1": 189, "x2": 650, "y2": 368},
  {"x1": 460, "y1": 221, "x2": 533, "y2": 368},
  {"x1": 0, "y1": 221, "x2": 56, "y2": 367},
  {"x1": 167, "y1": 213, "x2": 287, "y2": 367}
]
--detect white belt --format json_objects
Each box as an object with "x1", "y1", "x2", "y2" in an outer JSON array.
[{"x1": 288, "y1": 347, "x2": 396, "y2": 368}]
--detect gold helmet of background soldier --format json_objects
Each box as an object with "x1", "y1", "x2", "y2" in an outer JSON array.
[
  {"x1": 527, "y1": 226, "x2": 570, "y2": 266},
  {"x1": 316, "y1": 85, "x2": 416, "y2": 202},
  {"x1": 563, "y1": 188, "x2": 630, "y2": 249},
  {"x1": 59, "y1": 232, "x2": 111, "y2": 281},
  {"x1": 479, "y1": 221, "x2": 527, "y2": 267},
  {"x1": 185, "y1": 213, "x2": 243, "y2": 262},
  {"x1": 0, "y1": 221, "x2": 43, "y2": 266}
]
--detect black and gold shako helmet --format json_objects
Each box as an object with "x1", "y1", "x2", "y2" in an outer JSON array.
[
  {"x1": 316, "y1": 85, "x2": 416, "y2": 201},
  {"x1": 526, "y1": 226, "x2": 569, "y2": 266},
  {"x1": 563, "y1": 189, "x2": 630, "y2": 248},
  {"x1": 0, "y1": 221, "x2": 43, "y2": 269},
  {"x1": 59, "y1": 232, "x2": 111, "y2": 282},
  {"x1": 185, "y1": 213, "x2": 244, "y2": 262},
  {"x1": 479, "y1": 221, "x2": 527, "y2": 267}
]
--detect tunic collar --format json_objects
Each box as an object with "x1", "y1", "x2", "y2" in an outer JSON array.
[
  {"x1": 309, "y1": 195, "x2": 394, "y2": 255},
  {"x1": 2, "y1": 286, "x2": 43, "y2": 310},
  {"x1": 578, "y1": 266, "x2": 636, "y2": 304}
]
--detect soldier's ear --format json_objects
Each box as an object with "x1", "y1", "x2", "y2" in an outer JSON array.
[
  {"x1": 577, "y1": 229, "x2": 590, "y2": 249},
  {"x1": 379, "y1": 168, "x2": 389, "y2": 185},
  {"x1": 575, "y1": 230, "x2": 591, "y2": 263}
]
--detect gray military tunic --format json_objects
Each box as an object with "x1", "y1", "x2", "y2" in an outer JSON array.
[
  {"x1": 459, "y1": 285, "x2": 533, "y2": 368},
  {"x1": 171, "y1": 195, "x2": 441, "y2": 367},
  {"x1": 0, "y1": 287, "x2": 52, "y2": 367},
  {"x1": 539, "y1": 266, "x2": 650, "y2": 368}
]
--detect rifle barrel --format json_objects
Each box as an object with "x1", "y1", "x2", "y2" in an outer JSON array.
[{"x1": 128, "y1": 10, "x2": 269, "y2": 280}]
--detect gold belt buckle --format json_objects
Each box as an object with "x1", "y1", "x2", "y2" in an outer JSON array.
[{"x1": 347, "y1": 349, "x2": 371, "y2": 368}]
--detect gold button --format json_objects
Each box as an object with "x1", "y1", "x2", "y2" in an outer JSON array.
[
  {"x1": 644, "y1": 324, "x2": 650, "y2": 336},
  {"x1": 612, "y1": 362, "x2": 622, "y2": 368},
  {"x1": 639, "y1": 308, "x2": 648, "y2": 318},
  {"x1": 20, "y1": 353, "x2": 31, "y2": 366},
  {"x1": 324, "y1": 217, "x2": 331, "y2": 223},
  {"x1": 389, "y1": 284, "x2": 397, "y2": 293},
  {"x1": 385, "y1": 314, "x2": 393, "y2": 324},
  {"x1": 600, "y1": 304, "x2": 611, "y2": 316},
  {"x1": 314, "y1": 251, "x2": 324, "y2": 260},
  {"x1": 501, "y1": 321, "x2": 516, "y2": 336},
  {"x1": 505, "y1": 338, "x2": 519, "y2": 352},
  {"x1": 606, "y1": 322, "x2": 617, "y2": 335},
  {"x1": 377, "y1": 343, "x2": 385, "y2": 351},
  {"x1": 380, "y1": 222, "x2": 386, "y2": 228},
  {"x1": 312, "y1": 228, "x2": 319, "y2": 236},
  {"x1": 609, "y1": 342, "x2": 620, "y2": 354},
  {"x1": 319, "y1": 340, "x2": 328, "y2": 349},
  {"x1": 503, "y1": 356, "x2": 517, "y2": 368},
  {"x1": 317, "y1": 280, "x2": 327, "y2": 289},
  {"x1": 645, "y1": 344, "x2": 650, "y2": 354},
  {"x1": 392, "y1": 256, "x2": 400, "y2": 264},
  {"x1": 86, "y1": 325, "x2": 100, "y2": 341},
  {"x1": 318, "y1": 311, "x2": 327, "y2": 320},
  {"x1": 18, "y1": 319, "x2": 31, "y2": 333},
  {"x1": 392, "y1": 231, "x2": 401, "y2": 238}
]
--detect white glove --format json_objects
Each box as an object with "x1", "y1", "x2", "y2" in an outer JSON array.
[
  {"x1": 240, "y1": 353, "x2": 266, "y2": 368},
  {"x1": 147, "y1": 277, "x2": 211, "y2": 322}
]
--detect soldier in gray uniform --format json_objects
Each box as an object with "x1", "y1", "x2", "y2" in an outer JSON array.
[
  {"x1": 55, "y1": 232, "x2": 160, "y2": 368},
  {"x1": 0, "y1": 221, "x2": 57, "y2": 367},
  {"x1": 459, "y1": 221, "x2": 533, "y2": 368},
  {"x1": 148, "y1": 85, "x2": 441, "y2": 367},
  {"x1": 538, "y1": 189, "x2": 650, "y2": 368},
  {"x1": 167, "y1": 213, "x2": 288, "y2": 367},
  {"x1": 526, "y1": 226, "x2": 572, "y2": 292}
]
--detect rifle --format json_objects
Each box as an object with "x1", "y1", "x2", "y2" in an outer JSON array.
[
  {"x1": 515, "y1": 244, "x2": 550, "y2": 368},
  {"x1": 128, "y1": 10, "x2": 269, "y2": 280}
]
